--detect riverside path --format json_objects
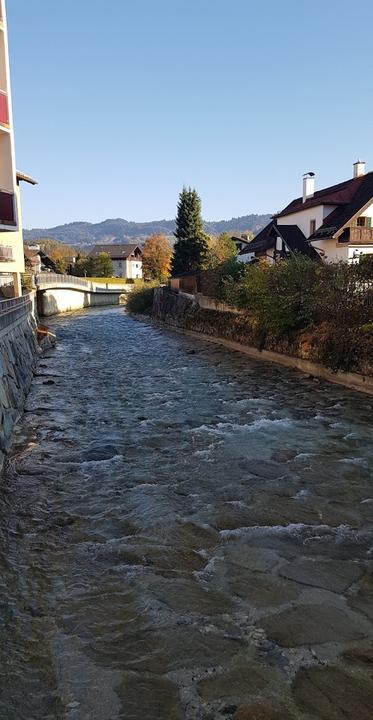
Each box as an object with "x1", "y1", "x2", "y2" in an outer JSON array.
[{"x1": 0, "y1": 306, "x2": 372, "y2": 720}]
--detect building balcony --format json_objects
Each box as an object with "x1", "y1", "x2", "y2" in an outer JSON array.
[
  {"x1": 0, "y1": 190, "x2": 15, "y2": 225},
  {"x1": 0, "y1": 91, "x2": 9, "y2": 125},
  {"x1": 0, "y1": 245, "x2": 13, "y2": 261},
  {"x1": 348, "y1": 226, "x2": 373, "y2": 245}
]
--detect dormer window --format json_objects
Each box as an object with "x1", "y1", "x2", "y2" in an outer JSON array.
[{"x1": 310, "y1": 219, "x2": 316, "y2": 235}]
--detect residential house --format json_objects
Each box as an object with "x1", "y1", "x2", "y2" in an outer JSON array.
[
  {"x1": 24, "y1": 245, "x2": 57, "y2": 274},
  {"x1": 0, "y1": 2, "x2": 36, "y2": 296},
  {"x1": 90, "y1": 244, "x2": 143, "y2": 279},
  {"x1": 232, "y1": 234, "x2": 253, "y2": 253},
  {"x1": 237, "y1": 222, "x2": 320, "y2": 264},
  {"x1": 239, "y1": 162, "x2": 373, "y2": 264}
]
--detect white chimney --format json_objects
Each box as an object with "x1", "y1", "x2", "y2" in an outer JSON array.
[
  {"x1": 353, "y1": 160, "x2": 365, "y2": 178},
  {"x1": 303, "y1": 173, "x2": 315, "y2": 203}
]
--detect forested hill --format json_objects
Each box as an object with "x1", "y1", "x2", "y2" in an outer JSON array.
[{"x1": 24, "y1": 214, "x2": 272, "y2": 247}]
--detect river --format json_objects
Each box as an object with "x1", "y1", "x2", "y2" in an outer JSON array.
[{"x1": 0, "y1": 306, "x2": 372, "y2": 720}]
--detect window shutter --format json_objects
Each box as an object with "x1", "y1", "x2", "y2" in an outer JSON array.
[
  {"x1": 351, "y1": 219, "x2": 357, "y2": 227},
  {"x1": 367, "y1": 217, "x2": 372, "y2": 228}
]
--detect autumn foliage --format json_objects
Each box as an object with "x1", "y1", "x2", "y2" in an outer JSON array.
[{"x1": 142, "y1": 234, "x2": 173, "y2": 281}]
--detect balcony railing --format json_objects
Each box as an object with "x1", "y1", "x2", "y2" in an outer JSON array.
[
  {"x1": 348, "y1": 226, "x2": 373, "y2": 245},
  {"x1": 0, "y1": 245, "x2": 13, "y2": 261},
  {"x1": 0, "y1": 190, "x2": 15, "y2": 225},
  {"x1": 0, "y1": 91, "x2": 8, "y2": 125}
]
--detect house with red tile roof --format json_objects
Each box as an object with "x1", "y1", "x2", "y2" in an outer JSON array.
[{"x1": 239, "y1": 161, "x2": 373, "y2": 264}]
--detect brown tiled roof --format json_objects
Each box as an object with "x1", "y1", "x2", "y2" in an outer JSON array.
[
  {"x1": 239, "y1": 221, "x2": 320, "y2": 260},
  {"x1": 311, "y1": 172, "x2": 373, "y2": 239},
  {"x1": 276, "y1": 171, "x2": 373, "y2": 239},
  {"x1": 276, "y1": 175, "x2": 366, "y2": 217},
  {"x1": 89, "y1": 244, "x2": 142, "y2": 259}
]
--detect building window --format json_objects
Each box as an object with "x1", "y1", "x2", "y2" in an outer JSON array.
[
  {"x1": 310, "y1": 219, "x2": 316, "y2": 235},
  {"x1": 356, "y1": 216, "x2": 372, "y2": 227}
]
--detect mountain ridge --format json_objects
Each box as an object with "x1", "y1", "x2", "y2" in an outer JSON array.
[{"x1": 24, "y1": 214, "x2": 272, "y2": 247}]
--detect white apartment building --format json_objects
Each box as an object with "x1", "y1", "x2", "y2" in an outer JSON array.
[{"x1": 0, "y1": 1, "x2": 36, "y2": 296}]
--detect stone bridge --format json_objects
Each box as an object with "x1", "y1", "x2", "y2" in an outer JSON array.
[{"x1": 35, "y1": 273, "x2": 130, "y2": 317}]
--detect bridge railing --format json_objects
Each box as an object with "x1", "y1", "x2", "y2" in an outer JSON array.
[
  {"x1": 36, "y1": 273, "x2": 92, "y2": 289},
  {"x1": 35, "y1": 273, "x2": 127, "y2": 293},
  {"x1": 0, "y1": 292, "x2": 34, "y2": 332}
]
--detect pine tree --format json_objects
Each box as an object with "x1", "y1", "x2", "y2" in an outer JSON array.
[{"x1": 172, "y1": 187, "x2": 208, "y2": 274}]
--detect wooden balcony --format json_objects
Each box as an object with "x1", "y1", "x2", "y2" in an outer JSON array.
[
  {"x1": 348, "y1": 226, "x2": 373, "y2": 245},
  {"x1": 0, "y1": 190, "x2": 15, "y2": 225},
  {"x1": 0, "y1": 92, "x2": 9, "y2": 125}
]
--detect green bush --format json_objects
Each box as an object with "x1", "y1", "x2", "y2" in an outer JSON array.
[
  {"x1": 21, "y1": 273, "x2": 34, "y2": 292},
  {"x1": 126, "y1": 282, "x2": 158, "y2": 314},
  {"x1": 216, "y1": 255, "x2": 373, "y2": 371},
  {"x1": 220, "y1": 255, "x2": 320, "y2": 337}
]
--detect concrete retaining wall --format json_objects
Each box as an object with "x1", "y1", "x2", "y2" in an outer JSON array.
[
  {"x1": 40, "y1": 288, "x2": 124, "y2": 317},
  {"x1": 195, "y1": 293, "x2": 244, "y2": 314}
]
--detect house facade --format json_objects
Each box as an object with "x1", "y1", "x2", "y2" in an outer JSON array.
[
  {"x1": 239, "y1": 162, "x2": 373, "y2": 264},
  {"x1": 90, "y1": 244, "x2": 143, "y2": 279},
  {"x1": 0, "y1": 2, "x2": 35, "y2": 296}
]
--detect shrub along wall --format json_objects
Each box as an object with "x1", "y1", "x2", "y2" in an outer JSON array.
[{"x1": 151, "y1": 254, "x2": 373, "y2": 378}]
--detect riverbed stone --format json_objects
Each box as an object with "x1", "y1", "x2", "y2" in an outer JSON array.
[
  {"x1": 171, "y1": 520, "x2": 219, "y2": 550},
  {"x1": 108, "y1": 626, "x2": 245, "y2": 673},
  {"x1": 279, "y1": 559, "x2": 364, "y2": 593},
  {"x1": 230, "y1": 571, "x2": 300, "y2": 608},
  {"x1": 83, "y1": 443, "x2": 120, "y2": 461},
  {"x1": 234, "y1": 704, "x2": 293, "y2": 720},
  {"x1": 152, "y1": 578, "x2": 233, "y2": 615},
  {"x1": 342, "y1": 643, "x2": 373, "y2": 665},
  {"x1": 292, "y1": 665, "x2": 373, "y2": 719},
  {"x1": 220, "y1": 546, "x2": 281, "y2": 574},
  {"x1": 260, "y1": 605, "x2": 371, "y2": 646},
  {"x1": 240, "y1": 459, "x2": 286, "y2": 480},
  {"x1": 347, "y1": 572, "x2": 373, "y2": 621},
  {"x1": 197, "y1": 663, "x2": 281, "y2": 703},
  {"x1": 119, "y1": 673, "x2": 183, "y2": 720}
]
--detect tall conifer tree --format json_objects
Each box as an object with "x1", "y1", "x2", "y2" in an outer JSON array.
[{"x1": 172, "y1": 187, "x2": 208, "y2": 274}]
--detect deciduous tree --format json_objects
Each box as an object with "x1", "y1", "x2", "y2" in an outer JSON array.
[
  {"x1": 206, "y1": 232, "x2": 237, "y2": 268},
  {"x1": 142, "y1": 234, "x2": 172, "y2": 281},
  {"x1": 91, "y1": 252, "x2": 113, "y2": 278}
]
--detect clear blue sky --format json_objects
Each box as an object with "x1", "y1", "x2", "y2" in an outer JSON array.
[{"x1": 7, "y1": 0, "x2": 373, "y2": 228}]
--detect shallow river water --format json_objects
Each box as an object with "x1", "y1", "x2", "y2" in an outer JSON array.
[{"x1": 0, "y1": 307, "x2": 373, "y2": 720}]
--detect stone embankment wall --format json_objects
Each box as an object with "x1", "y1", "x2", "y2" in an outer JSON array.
[
  {"x1": 0, "y1": 294, "x2": 42, "y2": 469},
  {"x1": 152, "y1": 287, "x2": 373, "y2": 395}
]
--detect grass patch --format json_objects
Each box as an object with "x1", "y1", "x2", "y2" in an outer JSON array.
[{"x1": 86, "y1": 276, "x2": 129, "y2": 284}]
